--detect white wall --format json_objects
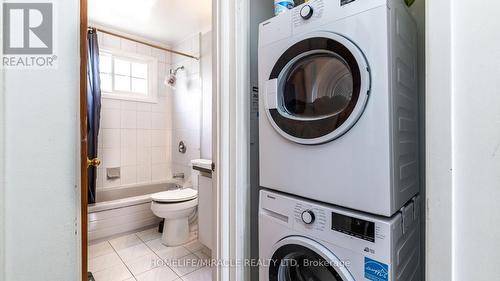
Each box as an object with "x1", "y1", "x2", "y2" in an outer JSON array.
[
  {"x1": 95, "y1": 32, "x2": 173, "y2": 190},
  {"x1": 0, "y1": 4, "x2": 5, "y2": 280},
  {"x1": 170, "y1": 33, "x2": 202, "y2": 178},
  {"x1": 427, "y1": 1, "x2": 500, "y2": 280},
  {"x1": 452, "y1": 2, "x2": 500, "y2": 280},
  {"x1": 2, "y1": 0, "x2": 79, "y2": 280}
]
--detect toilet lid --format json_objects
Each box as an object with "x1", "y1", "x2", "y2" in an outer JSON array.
[{"x1": 151, "y1": 188, "x2": 198, "y2": 203}]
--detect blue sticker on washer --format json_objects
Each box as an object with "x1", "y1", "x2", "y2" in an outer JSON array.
[{"x1": 364, "y1": 257, "x2": 389, "y2": 281}]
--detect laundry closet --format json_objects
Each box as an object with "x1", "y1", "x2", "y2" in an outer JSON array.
[{"x1": 249, "y1": 0, "x2": 426, "y2": 280}]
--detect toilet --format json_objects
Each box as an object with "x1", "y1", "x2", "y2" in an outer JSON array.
[{"x1": 150, "y1": 188, "x2": 198, "y2": 246}]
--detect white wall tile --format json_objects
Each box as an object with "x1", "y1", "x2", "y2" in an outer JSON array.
[
  {"x1": 151, "y1": 130, "x2": 167, "y2": 147},
  {"x1": 152, "y1": 164, "x2": 168, "y2": 181},
  {"x1": 102, "y1": 148, "x2": 121, "y2": 168},
  {"x1": 96, "y1": 168, "x2": 104, "y2": 188},
  {"x1": 137, "y1": 130, "x2": 152, "y2": 148},
  {"x1": 121, "y1": 39, "x2": 137, "y2": 53},
  {"x1": 137, "y1": 147, "x2": 152, "y2": 164},
  {"x1": 151, "y1": 97, "x2": 168, "y2": 113},
  {"x1": 121, "y1": 146, "x2": 137, "y2": 166},
  {"x1": 101, "y1": 33, "x2": 121, "y2": 49},
  {"x1": 120, "y1": 100, "x2": 137, "y2": 111},
  {"x1": 151, "y1": 48, "x2": 167, "y2": 63},
  {"x1": 101, "y1": 98, "x2": 121, "y2": 109},
  {"x1": 137, "y1": 102, "x2": 152, "y2": 112},
  {"x1": 121, "y1": 166, "x2": 137, "y2": 185},
  {"x1": 137, "y1": 164, "x2": 152, "y2": 183},
  {"x1": 120, "y1": 129, "x2": 137, "y2": 148},
  {"x1": 121, "y1": 110, "x2": 137, "y2": 129},
  {"x1": 136, "y1": 44, "x2": 152, "y2": 56},
  {"x1": 102, "y1": 129, "x2": 121, "y2": 149},
  {"x1": 97, "y1": 31, "x2": 174, "y2": 188},
  {"x1": 101, "y1": 109, "x2": 121, "y2": 129},
  {"x1": 152, "y1": 146, "x2": 167, "y2": 164},
  {"x1": 151, "y1": 113, "x2": 166, "y2": 129},
  {"x1": 158, "y1": 62, "x2": 166, "y2": 80},
  {"x1": 137, "y1": 112, "x2": 152, "y2": 129},
  {"x1": 103, "y1": 177, "x2": 121, "y2": 188}
]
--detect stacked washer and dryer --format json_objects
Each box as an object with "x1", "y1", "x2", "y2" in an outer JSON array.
[{"x1": 257, "y1": 0, "x2": 421, "y2": 280}]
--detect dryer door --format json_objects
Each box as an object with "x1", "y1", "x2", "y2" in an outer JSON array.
[
  {"x1": 264, "y1": 31, "x2": 370, "y2": 145},
  {"x1": 269, "y1": 236, "x2": 354, "y2": 281}
]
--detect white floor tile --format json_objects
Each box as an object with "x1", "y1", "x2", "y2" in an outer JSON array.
[
  {"x1": 193, "y1": 250, "x2": 210, "y2": 262},
  {"x1": 183, "y1": 240, "x2": 204, "y2": 253},
  {"x1": 126, "y1": 252, "x2": 163, "y2": 276},
  {"x1": 89, "y1": 241, "x2": 114, "y2": 259},
  {"x1": 92, "y1": 262, "x2": 133, "y2": 281},
  {"x1": 167, "y1": 254, "x2": 204, "y2": 277},
  {"x1": 146, "y1": 239, "x2": 191, "y2": 260},
  {"x1": 89, "y1": 252, "x2": 123, "y2": 273},
  {"x1": 117, "y1": 243, "x2": 155, "y2": 262},
  {"x1": 135, "y1": 266, "x2": 179, "y2": 281},
  {"x1": 110, "y1": 234, "x2": 143, "y2": 251},
  {"x1": 181, "y1": 267, "x2": 213, "y2": 281},
  {"x1": 136, "y1": 228, "x2": 162, "y2": 242}
]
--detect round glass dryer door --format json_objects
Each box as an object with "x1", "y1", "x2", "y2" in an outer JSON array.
[
  {"x1": 264, "y1": 32, "x2": 370, "y2": 145},
  {"x1": 269, "y1": 236, "x2": 354, "y2": 281}
]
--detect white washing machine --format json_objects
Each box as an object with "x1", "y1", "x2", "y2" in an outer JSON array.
[
  {"x1": 258, "y1": 0, "x2": 419, "y2": 216},
  {"x1": 259, "y1": 190, "x2": 421, "y2": 281}
]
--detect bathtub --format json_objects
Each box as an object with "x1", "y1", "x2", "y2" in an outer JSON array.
[{"x1": 88, "y1": 181, "x2": 182, "y2": 241}]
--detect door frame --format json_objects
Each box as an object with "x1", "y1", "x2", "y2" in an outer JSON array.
[
  {"x1": 425, "y1": 0, "x2": 453, "y2": 280},
  {"x1": 79, "y1": 0, "x2": 88, "y2": 280},
  {"x1": 79, "y1": 0, "x2": 252, "y2": 280},
  {"x1": 213, "y1": 0, "x2": 251, "y2": 280}
]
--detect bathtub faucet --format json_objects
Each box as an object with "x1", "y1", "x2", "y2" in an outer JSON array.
[{"x1": 173, "y1": 173, "x2": 185, "y2": 180}]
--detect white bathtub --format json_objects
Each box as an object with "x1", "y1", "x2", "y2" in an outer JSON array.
[{"x1": 88, "y1": 181, "x2": 182, "y2": 241}]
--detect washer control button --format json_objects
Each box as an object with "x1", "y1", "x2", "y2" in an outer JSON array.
[
  {"x1": 301, "y1": 210, "x2": 315, "y2": 224},
  {"x1": 300, "y1": 5, "x2": 314, "y2": 20}
]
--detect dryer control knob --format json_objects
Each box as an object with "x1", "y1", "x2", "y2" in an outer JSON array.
[
  {"x1": 301, "y1": 210, "x2": 315, "y2": 224},
  {"x1": 300, "y1": 5, "x2": 314, "y2": 20}
]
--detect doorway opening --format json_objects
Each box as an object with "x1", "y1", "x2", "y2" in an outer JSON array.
[{"x1": 80, "y1": 1, "x2": 215, "y2": 280}]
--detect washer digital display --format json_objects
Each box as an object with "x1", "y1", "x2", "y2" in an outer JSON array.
[{"x1": 331, "y1": 212, "x2": 375, "y2": 242}]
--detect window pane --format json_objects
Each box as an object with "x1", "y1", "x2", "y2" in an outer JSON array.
[
  {"x1": 131, "y1": 78, "x2": 148, "y2": 94},
  {"x1": 100, "y1": 73, "x2": 112, "y2": 92},
  {"x1": 99, "y1": 54, "x2": 112, "y2": 73},
  {"x1": 132, "y1": 62, "x2": 148, "y2": 79},
  {"x1": 114, "y1": 58, "x2": 131, "y2": 76},
  {"x1": 114, "y1": 75, "x2": 131, "y2": 92}
]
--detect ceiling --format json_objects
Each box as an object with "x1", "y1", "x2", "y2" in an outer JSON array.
[{"x1": 88, "y1": 0, "x2": 212, "y2": 45}]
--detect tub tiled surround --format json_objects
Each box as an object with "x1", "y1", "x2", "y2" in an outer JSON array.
[
  {"x1": 170, "y1": 33, "x2": 203, "y2": 179},
  {"x1": 96, "y1": 31, "x2": 173, "y2": 190}
]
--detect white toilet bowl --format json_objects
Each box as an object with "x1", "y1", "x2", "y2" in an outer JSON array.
[{"x1": 150, "y1": 188, "x2": 198, "y2": 246}]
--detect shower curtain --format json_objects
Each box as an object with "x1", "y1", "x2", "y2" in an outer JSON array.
[{"x1": 87, "y1": 28, "x2": 102, "y2": 204}]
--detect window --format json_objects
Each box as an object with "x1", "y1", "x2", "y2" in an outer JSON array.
[{"x1": 99, "y1": 49, "x2": 158, "y2": 103}]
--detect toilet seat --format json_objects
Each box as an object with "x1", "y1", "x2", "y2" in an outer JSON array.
[{"x1": 151, "y1": 188, "x2": 198, "y2": 203}]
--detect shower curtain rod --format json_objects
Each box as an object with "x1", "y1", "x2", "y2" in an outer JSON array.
[{"x1": 88, "y1": 26, "x2": 199, "y2": 60}]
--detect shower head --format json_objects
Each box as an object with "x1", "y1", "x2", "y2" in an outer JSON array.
[{"x1": 166, "y1": 66, "x2": 185, "y2": 89}]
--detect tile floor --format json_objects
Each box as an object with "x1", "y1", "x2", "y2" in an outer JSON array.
[{"x1": 89, "y1": 228, "x2": 213, "y2": 281}]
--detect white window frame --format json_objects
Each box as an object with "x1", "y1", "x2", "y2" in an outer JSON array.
[{"x1": 99, "y1": 48, "x2": 158, "y2": 103}]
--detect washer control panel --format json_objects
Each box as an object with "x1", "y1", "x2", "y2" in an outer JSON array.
[
  {"x1": 292, "y1": 0, "x2": 325, "y2": 27},
  {"x1": 294, "y1": 203, "x2": 327, "y2": 231}
]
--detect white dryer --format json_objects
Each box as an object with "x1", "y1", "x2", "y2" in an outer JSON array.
[
  {"x1": 258, "y1": 0, "x2": 419, "y2": 216},
  {"x1": 259, "y1": 190, "x2": 421, "y2": 281}
]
